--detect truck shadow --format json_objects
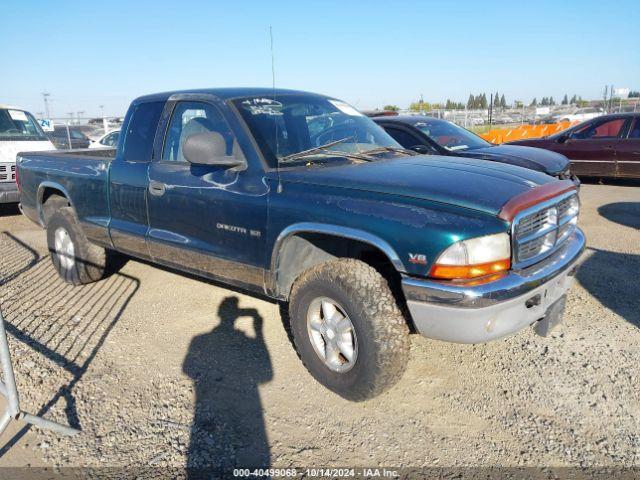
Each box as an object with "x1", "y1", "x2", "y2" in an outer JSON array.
[
  {"x1": 182, "y1": 296, "x2": 272, "y2": 473},
  {"x1": 0, "y1": 204, "x2": 20, "y2": 217},
  {"x1": 598, "y1": 202, "x2": 640, "y2": 230},
  {"x1": 0, "y1": 231, "x2": 139, "y2": 456},
  {"x1": 576, "y1": 247, "x2": 640, "y2": 328}
]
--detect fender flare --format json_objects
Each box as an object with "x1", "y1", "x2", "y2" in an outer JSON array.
[
  {"x1": 36, "y1": 181, "x2": 73, "y2": 225},
  {"x1": 267, "y1": 222, "x2": 406, "y2": 297}
]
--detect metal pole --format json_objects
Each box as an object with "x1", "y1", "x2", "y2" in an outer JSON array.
[
  {"x1": 65, "y1": 120, "x2": 73, "y2": 150},
  {"x1": 0, "y1": 309, "x2": 79, "y2": 437}
]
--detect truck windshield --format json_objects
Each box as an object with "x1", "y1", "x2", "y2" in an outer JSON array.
[
  {"x1": 413, "y1": 119, "x2": 491, "y2": 151},
  {"x1": 232, "y1": 94, "x2": 402, "y2": 168},
  {"x1": 0, "y1": 109, "x2": 48, "y2": 141}
]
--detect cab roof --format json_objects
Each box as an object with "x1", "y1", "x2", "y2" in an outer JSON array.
[{"x1": 133, "y1": 87, "x2": 332, "y2": 104}]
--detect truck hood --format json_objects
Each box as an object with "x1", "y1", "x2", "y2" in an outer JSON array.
[
  {"x1": 278, "y1": 155, "x2": 556, "y2": 216},
  {"x1": 0, "y1": 140, "x2": 55, "y2": 163},
  {"x1": 455, "y1": 144, "x2": 569, "y2": 175}
]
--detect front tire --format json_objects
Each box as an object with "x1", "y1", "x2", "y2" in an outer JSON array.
[
  {"x1": 288, "y1": 259, "x2": 410, "y2": 401},
  {"x1": 47, "y1": 207, "x2": 108, "y2": 285}
]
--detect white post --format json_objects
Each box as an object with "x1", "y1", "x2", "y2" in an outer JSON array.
[{"x1": 101, "y1": 105, "x2": 108, "y2": 135}]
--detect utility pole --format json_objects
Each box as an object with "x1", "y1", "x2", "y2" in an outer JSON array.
[
  {"x1": 489, "y1": 93, "x2": 493, "y2": 127},
  {"x1": 100, "y1": 105, "x2": 108, "y2": 133},
  {"x1": 42, "y1": 92, "x2": 51, "y2": 118},
  {"x1": 609, "y1": 85, "x2": 615, "y2": 112}
]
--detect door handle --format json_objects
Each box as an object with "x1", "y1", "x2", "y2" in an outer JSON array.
[{"x1": 148, "y1": 181, "x2": 166, "y2": 196}]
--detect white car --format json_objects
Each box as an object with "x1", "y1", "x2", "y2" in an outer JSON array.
[
  {"x1": 0, "y1": 105, "x2": 55, "y2": 203},
  {"x1": 558, "y1": 107, "x2": 604, "y2": 123},
  {"x1": 89, "y1": 130, "x2": 120, "y2": 149}
]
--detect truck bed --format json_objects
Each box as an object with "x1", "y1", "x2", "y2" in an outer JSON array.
[{"x1": 17, "y1": 149, "x2": 113, "y2": 239}]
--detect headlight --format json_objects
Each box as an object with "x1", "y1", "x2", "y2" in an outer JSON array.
[
  {"x1": 565, "y1": 195, "x2": 580, "y2": 218},
  {"x1": 430, "y1": 232, "x2": 511, "y2": 280}
]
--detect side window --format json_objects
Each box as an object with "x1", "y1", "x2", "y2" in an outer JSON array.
[
  {"x1": 123, "y1": 101, "x2": 164, "y2": 162},
  {"x1": 70, "y1": 129, "x2": 86, "y2": 140},
  {"x1": 572, "y1": 118, "x2": 626, "y2": 140},
  {"x1": 385, "y1": 127, "x2": 425, "y2": 150},
  {"x1": 162, "y1": 101, "x2": 238, "y2": 162},
  {"x1": 102, "y1": 131, "x2": 118, "y2": 146}
]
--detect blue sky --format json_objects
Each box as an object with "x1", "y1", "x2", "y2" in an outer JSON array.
[{"x1": 3, "y1": 0, "x2": 638, "y2": 117}]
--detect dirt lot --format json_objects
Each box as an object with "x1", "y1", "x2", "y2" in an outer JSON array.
[{"x1": 0, "y1": 181, "x2": 638, "y2": 471}]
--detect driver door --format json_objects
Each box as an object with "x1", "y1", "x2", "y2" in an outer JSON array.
[
  {"x1": 146, "y1": 99, "x2": 268, "y2": 290},
  {"x1": 561, "y1": 117, "x2": 628, "y2": 176}
]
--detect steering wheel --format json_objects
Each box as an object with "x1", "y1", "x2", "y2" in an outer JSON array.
[
  {"x1": 5, "y1": 129, "x2": 20, "y2": 134},
  {"x1": 314, "y1": 122, "x2": 371, "y2": 147},
  {"x1": 438, "y1": 135, "x2": 463, "y2": 148}
]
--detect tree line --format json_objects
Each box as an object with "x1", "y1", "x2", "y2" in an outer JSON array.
[
  {"x1": 396, "y1": 92, "x2": 593, "y2": 112},
  {"x1": 385, "y1": 90, "x2": 637, "y2": 112}
]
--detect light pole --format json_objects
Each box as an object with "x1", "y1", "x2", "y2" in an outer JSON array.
[{"x1": 42, "y1": 92, "x2": 51, "y2": 118}]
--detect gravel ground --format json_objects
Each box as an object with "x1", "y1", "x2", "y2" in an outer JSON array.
[{"x1": 0, "y1": 181, "x2": 638, "y2": 471}]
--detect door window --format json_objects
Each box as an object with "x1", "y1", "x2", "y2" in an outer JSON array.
[
  {"x1": 162, "y1": 101, "x2": 239, "y2": 162},
  {"x1": 102, "y1": 131, "x2": 119, "y2": 146},
  {"x1": 572, "y1": 118, "x2": 626, "y2": 139}
]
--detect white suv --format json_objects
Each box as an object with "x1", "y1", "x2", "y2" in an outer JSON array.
[
  {"x1": 559, "y1": 107, "x2": 605, "y2": 123},
  {"x1": 0, "y1": 105, "x2": 55, "y2": 203}
]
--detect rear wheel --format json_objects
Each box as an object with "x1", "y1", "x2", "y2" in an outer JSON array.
[
  {"x1": 47, "y1": 207, "x2": 108, "y2": 285},
  {"x1": 288, "y1": 259, "x2": 410, "y2": 401}
]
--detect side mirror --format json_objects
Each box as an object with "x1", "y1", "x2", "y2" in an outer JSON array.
[
  {"x1": 557, "y1": 134, "x2": 570, "y2": 144},
  {"x1": 183, "y1": 132, "x2": 244, "y2": 168},
  {"x1": 410, "y1": 145, "x2": 431, "y2": 154}
]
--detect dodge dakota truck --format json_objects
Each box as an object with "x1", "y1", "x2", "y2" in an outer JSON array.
[{"x1": 17, "y1": 88, "x2": 585, "y2": 400}]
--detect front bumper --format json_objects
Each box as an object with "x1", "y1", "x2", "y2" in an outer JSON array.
[
  {"x1": 402, "y1": 228, "x2": 586, "y2": 343},
  {"x1": 0, "y1": 182, "x2": 19, "y2": 204}
]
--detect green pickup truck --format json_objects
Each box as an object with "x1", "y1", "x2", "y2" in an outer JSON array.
[{"x1": 17, "y1": 88, "x2": 585, "y2": 400}]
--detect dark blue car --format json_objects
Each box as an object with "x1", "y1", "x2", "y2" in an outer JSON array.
[{"x1": 372, "y1": 114, "x2": 579, "y2": 184}]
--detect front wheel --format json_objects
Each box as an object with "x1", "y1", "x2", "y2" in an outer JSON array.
[{"x1": 288, "y1": 259, "x2": 410, "y2": 401}]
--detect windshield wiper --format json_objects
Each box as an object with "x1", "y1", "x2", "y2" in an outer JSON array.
[
  {"x1": 280, "y1": 137, "x2": 377, "y2": 164},
  {"x1": 361, "y1": 146, "x2": 419, "y2": 156},
  {"x1": 280, "y1": 137, "x2": 355, "y2": 163}
]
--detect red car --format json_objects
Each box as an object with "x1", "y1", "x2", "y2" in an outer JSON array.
[{"x1": 508, "y1": 113, "x2": 640, "y2": 178}]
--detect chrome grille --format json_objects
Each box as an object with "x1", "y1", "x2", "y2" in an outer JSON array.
[
  {"x1": 512, "y1": 192, "x2": 579, "y2": 267},
  {"x1": 0, "y1": 163, "x2": 16, "y2": 183}
]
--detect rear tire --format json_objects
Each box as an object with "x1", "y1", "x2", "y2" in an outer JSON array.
[
  {"x1": 47, "y1": 207, "x2": 108, "y2": 285},
  {"x1": 288, "y1": 259, "x2": 410, "y2": 401}
]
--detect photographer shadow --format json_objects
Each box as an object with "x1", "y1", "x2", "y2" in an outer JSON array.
[{"x1": 183, "y1": 296, "x2": 272, "y2": 474}]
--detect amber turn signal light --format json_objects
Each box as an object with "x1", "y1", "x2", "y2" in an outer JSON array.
[{"x1": 429, "y1": 258, "x2": 511, "y2": 280}]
